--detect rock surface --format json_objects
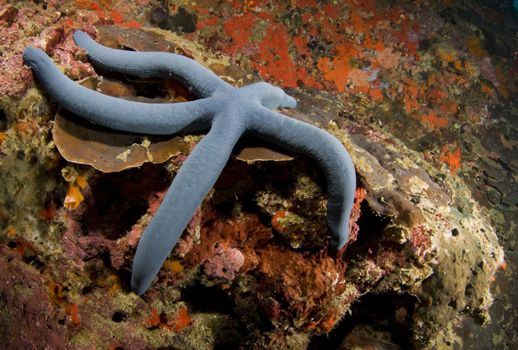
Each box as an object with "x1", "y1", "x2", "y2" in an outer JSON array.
[{"x1": 0, "y1": 1, "x2": 516, "y2": 349}]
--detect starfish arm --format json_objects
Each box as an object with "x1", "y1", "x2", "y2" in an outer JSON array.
[
  {"x1": 131, "y1": 117, "x2": 245, "y2": 295},
  {"x1": 250, "y1": 107, "x2": 356, "y2": 250},
  {"x1": 23, "y1": 47, "x2": 213, "y2": 135},
  {"x1": 73, "y1": 31, "x2": 232, "y2": 98}
]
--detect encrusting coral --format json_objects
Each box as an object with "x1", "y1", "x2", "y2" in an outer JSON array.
[{"x1": 23, "y1": 31, "x2": 356, "y2": 295}]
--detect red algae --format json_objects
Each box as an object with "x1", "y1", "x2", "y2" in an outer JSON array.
[
  {"x1": 178, "y1": 210, "x2": 349, "y2": 333},
  {"x1": 347, "y1": 187, "x2": 367, "y2": 248}
]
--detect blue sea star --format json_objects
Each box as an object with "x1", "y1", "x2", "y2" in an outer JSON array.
[{"x1": 23, "y1": 31, "x2": 356, "y2": 295}]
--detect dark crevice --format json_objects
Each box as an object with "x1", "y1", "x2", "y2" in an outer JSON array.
[
  {"x1": 81, "y1": 164, "x2": 171, "y2": 240},
  {"x1": 345, "y1": 201, "x2": 392, "y2": 255},
  {"x1": 181, "y1": 284, "x2": 244, "y2": 349},
  {"x1": 181, "y1": 284, "x2": 235, "y2": 314},
  {"x1": 112, "y1": 311, "x2": 127, "y2": 323},
  {"x1": 309, "y1": 202, "x2": 408, "y2": 348},
  {"x1": 309, "y1": 293, "x2": 416, "y2": 349},
  {"x1": 0, "y1": 109, "x2": 7, "y2": 131}
]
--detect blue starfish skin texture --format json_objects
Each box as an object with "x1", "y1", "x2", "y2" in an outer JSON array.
[{"x1": 23, "y1": 31, "x2": 356, "y2": 295}]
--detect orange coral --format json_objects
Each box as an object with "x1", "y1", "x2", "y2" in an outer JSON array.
[
  {"x1": 6, "y1": 226, "x2": 16, "y2": 238},
  {"x1": 440, "y1": 145, "x2": 461, "y2": 174},
  {"x1": 163, "y1": 259, "x2": 184, "y2": 273},
  {"x1": 146, "y1": 307, "x2": 161, "y2": 328},
  {"x1": 271, "y1": 210, "x2": 288, "y2": 233},
  {"x1": 65, "y1": 303, "x2": 81, "y2": 327},
  {"x1": 111, "y1": 10, "x2": 124, "y2": 24},
  {"x1": 75, "y1": 0, "x2": 100, "y2": 10},
  {"x1": 146, "y1": 306, "x2": 192, "y2": 332},
  {"x1": 317, "y1": 43, "x2": 358, "y2": 92},
  {"x1": 402, "y1": 79, "x2": 423, "y2": 113},
  {"x1": 420, "y1": 111, "x2": 448, "y2": 129},
  {"x1": 480, "y1": 83, "x2": 496, "y2": 98},
  {"x1": 64, "y1": 184, "x2": 85, "y2": 210},
  {"x1": 95, "y1": 273, "x2": 122, "y2": 295},
  {"x1": 404, "y1": 95, "x2": 420, "y2": 113},
  {"x1": 347, "y1": 187, "x2": 367, "y2": 245},
  {"x1": 242, "y1": 0, "x2": 256, "y2": 13},
  {"x1": 122, "y1": 20, "x2": 142, "y2": 29},
  {"x1": 48, "y1": 281, "x2": 67, "y2": 306},
  {"x1": 12, "y1": 238, "x2": 35, "y2": 258},
  {"x1": 319, "y1": 309, "x2": 339, "y2": 333},
  {"x1": 253, "y1": 23, "x2": 299, "y2": 87},
  {"x1": 439, "y1": 99, "x2": 459, "y2": 115},
  {"x1": 429, "y1": 88, "x2": 448, "y2": 103},
  {"x1": 222, "y1": 13, "x2": 257, "y2": 54},
  {"x1": 167, "y1": 306, "x2": 192, "y2": 332},
  {"x1": 368, "y1": 88, "x2": 384, "y2": 102}
]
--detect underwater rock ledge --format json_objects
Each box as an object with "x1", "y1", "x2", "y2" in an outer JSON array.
[{"x1": 0, "y1": 24, "x2": 505, "y2": 350}]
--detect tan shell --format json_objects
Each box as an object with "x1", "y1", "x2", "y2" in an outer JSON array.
[
  {"x1": 52, "y1": 77, "x2": 190, "y2": 173},
  {"x1": 233, "y1": 145, "x2": 294, "y2": 163}
]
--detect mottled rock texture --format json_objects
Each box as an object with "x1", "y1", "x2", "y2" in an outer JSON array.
[{"x1": 0, "y1": 0, "x2": 515, "y2": 349}]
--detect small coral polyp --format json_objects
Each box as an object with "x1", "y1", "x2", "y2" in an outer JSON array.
[{"x1": 23, "y1": 31, "x2": 356, "y2": 295}]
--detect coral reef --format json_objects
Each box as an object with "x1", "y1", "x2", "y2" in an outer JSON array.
[
  {"x1": 1, "y1": 0, "x2": 516, "y2": 349},
  {"x1": 24, "y1": 30, "x2": 356, "y2": 295}
]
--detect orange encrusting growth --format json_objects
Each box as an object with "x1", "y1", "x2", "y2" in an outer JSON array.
[
  {"x1": 440, "y1": 145, "x2": 461, "y2": 174},
  {"x1": 271, "y1": 210, "x2": 289, "y2": 233},
  {"x1": 65, "y1": 303, "x2": 81, "y2": 327},
  {"x1": 73, "y1": 0, "x2": 141, "y2": 29},
  {"x1": 253, "y1": 24, "x2": 299, "y2": 88},
  {"x1": 169, "y1": 306, "x2": 192, "y2": 332},
  {"x1": 420, "y1": 111, "x2": 449, "y2": 130},
  {"x1": 6, "y1": 226, "x2": 16, "y2": 238},
  {"x1": 146, "y1": 306, "x2": 192, "y2": 332},
  {"x1": 146, "y1": 307, "x2": 161, "y2": 328},
  {"x1": 317, "y1": 43, "x2": 359, "y2": 93},
  {"x1": 163, "y1": 259, "x2": 185, "y2": 273}
]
